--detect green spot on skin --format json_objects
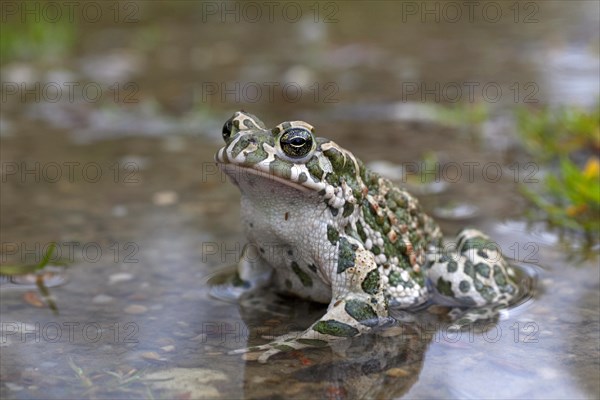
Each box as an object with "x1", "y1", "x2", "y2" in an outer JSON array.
[
  {"x1": 394, "y1": 208, "x2": 407, "y2": 223},
  {"x1": 412, "y1": 273, "x2": 425, "y2": 287},
  {"x1": 342, "y1": 157, "x2": 356, "y2": 177},
  {"x1": 456, "y1": 318, "x2": 472, "y2": 326},
  {"x1": 463, "y1": 260, "x2": 475, "y2": 278},
  {"x1": 372, "y1": 246, "x2": 381, "y2": 255},
  {"x1": 382, "y1": 221, "x2": 390, "y2": 234},
  {"x1": 313, "y1": 320, "x2": 359, "y2": 337},
  {"x1": 243, "y1": 146, "x2": 268, "y2": 166},
  {"x1": 342, "y1": 202, "x2": 354, "y2": 218},
  {"x1": 475, "y1": 263, "x2": 491, "y2": 278},
  {"x1": 296, "y1": 338, "x2": 329, "y2": 347},
  {"x1": 389, "y1": 271, "x2": 402, "y2": 286},
  {"x1": 269, "y1": 156, "x2": 292, "y2": 179},
  {"x1": 362, "y1": 200, "x2": 377, "y2": 227},
  {"x1": 337, "y1": 237, "x2": 356, "y2": 274},
  {"x1": 358, "y1": 159, "x2": 368, "y2": 183},
  {"x1": 327, "y1": 225, "x2": 340, "y2": 245},
  {"x1": 390, "y1": 189, "x2": 408, "y2": 208},
  {"x1": 493, "y1": 265, "x2": 507, "y2": 286},
  {"x1": 383, "y1": 240, "x2": 395, "y2": 258},
  {"x1": 502, "y1": 283, "x2": 516, "y2": 295},
  {"x1": 298, "y1": 172, "x2": 308, "y2": 183},
  {"x1": 408, "y1": 232, "x2": 419, "y2": 245},
  {"x1": 478, "y1": 285, "x2": 496, "y2": 302},
  {"x1": 461, "y1": 237, "x2": 489, "y2": 252},
  {"x1": 274, "y1": 344, "x2": 295, "y2": 352},
  {"x1": 291, "y1": 262, "x2": 313, "y2": 287},
  {"x1": 344, "y1": 299, "x2": 379, "y2": 327},
  {"x1": 324, "y1": 147, "x2": 345, "y2": 171},
  {"x1": 446, "y1": 261, "x2": 458, "y2": 273},
  {"x1": 460, "y1": 296, "x2": 477, "y2": 306},
  {"x1": 395, "y1": 241, "x2": 407, "y2": 255},
  {"x1": 356, "y1": 221, "x2": 367, "y2": 242},
  {"x1": 361, "y1": 270, "x2": 380, "y2": 295},
  {"x1": 459, "y1": 280, "x2": 471, "y2": 293},
  {"x1": 306, "y1": 156, "x2": 324, "y2": 181},
  {"x1": 436, "y1": 277, "x2": 454, "y2": 297},
  {"x1": 325, "y1": 171, "x2": 340, "y2": 186},
  {"x1": 231, "y1": 136, "x2": 253, "y2": 159}
]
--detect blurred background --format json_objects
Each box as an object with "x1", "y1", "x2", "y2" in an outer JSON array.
[{"x1": 1, "y1": 1, "x2": 599, "y2": 399}]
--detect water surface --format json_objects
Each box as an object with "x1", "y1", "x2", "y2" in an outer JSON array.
[{"x1": 1, "y1": 2, "x2": 598, "y2": 399}]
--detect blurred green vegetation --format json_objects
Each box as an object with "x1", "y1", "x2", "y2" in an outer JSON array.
[
  {"x1": 516, "y1": 105, "x2": 600, "y2": 243},
  {"x1": 435, "y1": 102, "x2": 489, "y2": 129},
  {"x1": 0, "y1": 17, "x2": 76, "y2": 63},
  {"x1": 516, "y1": 106, "x2": 600, "y2": 162}
]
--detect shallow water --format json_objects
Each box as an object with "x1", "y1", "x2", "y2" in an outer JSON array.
[{"x1": 1, "y1": 1, "x2": 599, "y2": 399}]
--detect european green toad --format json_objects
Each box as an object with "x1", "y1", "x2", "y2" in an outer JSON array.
[{"x1": 214, "y1": 111, "x2": 518, "y2": 362}]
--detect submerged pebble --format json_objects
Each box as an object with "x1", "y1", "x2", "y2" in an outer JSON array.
[
  {"x1": 124, "y1": 304, "x2": 148, "y2": 314},
  {"x1": 109, "y1": 273, "x2": 134, "y2": 284},
  {"x1": 141, "y1": 351, "x2": 167, "y2": 362},
  {"x1": 153, "y1": 190, "x2": 179, "y2": 206},
  {"x1": 92, "y1": 294, "x2": 115, "y2": 304}
]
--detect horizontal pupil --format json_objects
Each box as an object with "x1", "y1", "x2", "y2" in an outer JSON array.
[{"x1": 290, "y1": 137, "x2": 305, "y2": 146}]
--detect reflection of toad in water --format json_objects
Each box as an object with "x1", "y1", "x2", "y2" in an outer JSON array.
[{"x1": 232, "y1": 289, "x2": 438, "y2": 399}]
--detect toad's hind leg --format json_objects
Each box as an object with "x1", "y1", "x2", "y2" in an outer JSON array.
[{"x1": 426, "y1": 228, "x2": 518, "y2": 323}]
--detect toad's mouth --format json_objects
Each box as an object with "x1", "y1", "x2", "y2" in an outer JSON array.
[{"x1": 216, "y1": 161, "x2": 313, "y2": 194}]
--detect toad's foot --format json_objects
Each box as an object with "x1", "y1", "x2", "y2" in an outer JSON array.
[{"x1": 230, "y1": 293, "x2": 389, "y2": 363}]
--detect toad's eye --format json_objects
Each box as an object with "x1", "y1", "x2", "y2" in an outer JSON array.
[
  {"x1": 222, "y1": 119, "x2": 234, "y2": 142},
  {"x1": 279, "y1": 128, "x2": 314, "y2": 158}
]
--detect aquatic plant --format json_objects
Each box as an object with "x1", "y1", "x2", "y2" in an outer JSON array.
[
  {"x1": 516, "y1": 105, "x2": 600, "y2": 244},
  {"x1": 0, "y1": 243, "x2": 69, "y2": 314}
]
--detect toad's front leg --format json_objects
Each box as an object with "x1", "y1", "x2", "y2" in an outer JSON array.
[
  {"x1": 210, "y1": 243, "x2": 273, "y2": 301},
  {"x1": 230, "y1": 242, "x2": 389, "y2": 363}
]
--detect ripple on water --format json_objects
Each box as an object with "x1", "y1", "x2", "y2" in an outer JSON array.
[
  {"x1": 503, "y1": 261, "x2": 541, "y2": 318},
  {"x1": 204, "y1": 261, "x2": 540, "y2": 320},
  {"x1": 203, "y1": 264, "x2": 244, "y2": 304}
]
